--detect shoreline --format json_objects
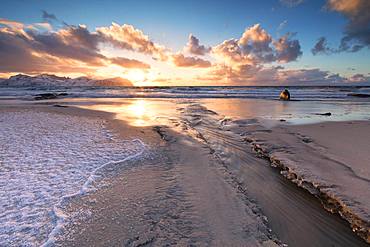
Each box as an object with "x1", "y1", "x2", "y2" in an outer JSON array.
[
  {"x1": 233, "y1": 120, "x2": 370, "y2": 243},
  {"x1": 178, "y1": 103, "x2": 369, "y2": 245},
  {"x1": 0, "y1": 101, "x2": 369, "y2": 246},
  {"x1": 0, "y1": 104, "x2": 155, "y2": 246}
]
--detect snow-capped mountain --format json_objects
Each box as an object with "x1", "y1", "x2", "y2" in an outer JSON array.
[{"x1": 0, "y1": 74, "x2": 133, "y2": 87}]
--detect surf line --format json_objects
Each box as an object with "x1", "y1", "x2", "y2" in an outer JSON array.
[{"x1": 41, "y1": 138, "x2": 146, "y2": 247}]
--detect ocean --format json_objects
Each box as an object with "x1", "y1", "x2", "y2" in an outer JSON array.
[{"x1": 1, "y1": 85, "x2": 370, "y2": 101}]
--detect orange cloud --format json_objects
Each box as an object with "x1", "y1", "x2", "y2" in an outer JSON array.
[
  {"x1": 212, "y1": 24, "x2": 301, "y2": 66},
  {"x1": 97, "y1": 23, "x2": 168, "y2": 61},
  {"x1": 1, "y1": 16, "x2": 360, "y2": 85},
  {"x1": 327, "y1": 0, "x2": 362, "y2": 15},
  {"x1": 109, "y1": 57, "x2": 150, "y2": 69},
  {"x1": 0, "y1": 19, "x2": 166, "y2": 76},
  {"x1": 313, "y1": 0, "x2": 370, "y2": 54},
  {"x1": 239, "y1": 24, "x2": 272, "y2": 45},
  {"x1": 171, "y1": 53, "x2": 211, "y2": 68},
  {"x1": 185, "y1": 34, "x2": 211, "y2": 55}
]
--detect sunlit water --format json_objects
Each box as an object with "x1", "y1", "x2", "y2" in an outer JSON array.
[
  {"x1": 2, "y1": 85, "x2": 369, "y2": 125},
  {"x1": 68, "y1": 97, "x2": 370, "y2": 126}
]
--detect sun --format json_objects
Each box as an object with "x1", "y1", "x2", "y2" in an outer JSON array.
[{"x1": 126, "y1": 70, "x2": 146, "y2": 85}]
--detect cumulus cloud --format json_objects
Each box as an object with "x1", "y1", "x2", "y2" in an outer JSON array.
[
  {"x1": 185, "y1": 34, "x2": 211, "y2": 55},
  {"x1": 0, "y1": 24, "x2": 104, "y2": 73},
  {"x1": 28, "y1": 25, "x2": 107, "y2": 67},
  {"x1": 313, "y1": 0, "x2": 370, "y2": 55},
  {"x1": 172, "y1": 53, "x2": 211, "y2": 68},
  {"x1": 274, "y1": 33, "x2": 302, "y2": 62},
  {"x1": 279, "y1": 0, "x2": 304, "y2": 7},
  {"x1": 238, "y1": 24, "x2": 275, "y2": 63},
  {"x1": 212, "y1": 24, "x2": 302, "y2": 66},
  {"x1": 109, "y1": 57, "x2": 150, "y2": 69},
  {"x1": 97, "y1": 23, "x2": 168, "y2": 61},
  {"x1": 0, "y1": 18, "x2": 169, "y2": 74}
]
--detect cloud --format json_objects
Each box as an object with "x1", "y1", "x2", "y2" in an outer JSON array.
[
  {"x1": 279, "y1": 0, "x2": 304, "y2": 7},
  {"x1": 172, "y1": 53, "x2": 211, "y2": 68},
  {"x1": 30, "y1": 25, "x2": 106, "y2": 66},
  {"x1": 1, "y1": 17, "x2": 360, "y2": 86},
  {"x1": 277, "y1": 68, "x2": 346, "y2": 84},
  {"x1": 274, "y1": 33, "x2": 302, "y2": 62},
  {"x1": 109, "y1": 57, "x2": 150, "y2": 69},
  {"x1": 313, "y1": 0, "x2": 370, "y2": 55},
  {"x1": 204, "y1": 64, "x2": 275, "y2": 84},
  {"x1": 199, "y1": 64, "x2": 350, "y2": 85},
  {"x1": 277, "y1": 20, "x2": 288, "y2": 32},
  {"x1": 42, "y1": 10, "x2": 58, "y2": 22},
  {"x1": 212, "y1": 24, "x2": 302, "y2": 66},
  {"x1": 97, "y1": 23, "x2": 168, "y2": 61},
  {"x1": 311, "y1": 37, "x2": 334, "y2": 55},
  {"x1": 348, "y1": 73, "x2": 370, "y2": 83},
  {"x1": 185, "y1": 34, "x2": 211, "y2": 55},
  {"x1": 329, "y1": 0, "x2": 370, "y2": 52},
  {"x1": 0, "y1": 18, "x2": 34, "y2": 38},
  {"x1": 0, "y1": 24, "x2": 102, "y2": 74},
  {"x1": 0, "y1": 18, "x2": 169, "y2": 75}
]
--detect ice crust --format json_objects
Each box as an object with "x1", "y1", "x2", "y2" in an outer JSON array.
[{"x1": 0, "y1": 111, "x2": 145, "y2": 246}]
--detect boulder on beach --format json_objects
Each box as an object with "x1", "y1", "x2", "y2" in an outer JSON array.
[
  {"x1": 34, "y1": 92, "x2": 69, "y2": 100},
  {"x1": 315, "y1": 112, "x2": 332, "y2": 116},
  {"x1": 279, "y1": 89, "x2": 290, "y2": 100}
]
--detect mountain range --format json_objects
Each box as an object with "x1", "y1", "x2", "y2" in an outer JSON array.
[{"x1": 0, "y1": 74, "x2": 133, "y2": 87}]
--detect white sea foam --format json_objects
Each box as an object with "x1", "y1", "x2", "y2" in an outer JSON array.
[{"x1": 0, "y1": 111, "x2": 145, "y2": 246}]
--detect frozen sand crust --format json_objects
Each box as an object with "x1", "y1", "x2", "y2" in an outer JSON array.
[
  {"x1": 0, "y1": 110, "x2": 145, "y2": 246},
  {"x1": 176, "y1": 103, "x2": 368, "y2": 246},
  {"x1": 230, "y1": 120, "x2": 370, "y2": 242}
]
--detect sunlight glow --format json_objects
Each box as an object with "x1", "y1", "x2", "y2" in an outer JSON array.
[
  {"x1": 126, "y1": 70, "x2": 146, "y2": 84},
  {"x1": 78, "y1": 99, "x2": 178, "y2": 127}
]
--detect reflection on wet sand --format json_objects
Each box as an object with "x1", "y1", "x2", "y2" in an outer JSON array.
[
  {"x1": 77, "y1": 97, "x2": 370, "y2": 127},
  {"x1": 200, "y1": 98, "x2": 370, "y2": 124},
  {"x1": 79, "y1": 99, "x2": 179, "y2": 127}
]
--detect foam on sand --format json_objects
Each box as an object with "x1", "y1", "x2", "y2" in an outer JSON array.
[{"x1": 0, "y1": 111, "x2": 145, "y2": 246}]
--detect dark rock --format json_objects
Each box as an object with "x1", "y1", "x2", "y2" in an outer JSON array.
[
  {"x1": 34, "y1": 92, "x2": 68, "y2": 100},
  {"x1": 302, "y1": 138, "x2": 312, "y2": 143},
  {"x1": 52, "y1": 104, "x2": 68, "y2": 108},
  {"x1": 347, "y1": 93, "x2": 370, "y2": 98},
  {"x1": 315, "y1": 112, "x2": 332, "y2": 116},
  {"x1": 34, "y1": 93, "x2": 58, "y2": 100}
]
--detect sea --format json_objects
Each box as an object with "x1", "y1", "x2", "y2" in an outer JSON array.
[{"x1": 1, "y1": 85, "x2": 370, "y2": 101}]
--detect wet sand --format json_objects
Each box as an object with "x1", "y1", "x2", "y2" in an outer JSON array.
[
  {"x1": 232, "y1": 120, "x2": 370, "y2": 242},
  {"x1": 0, "y1": 100, "x2": 369, "y2": 246},
  {"x1": 179, "y1": 103, "x2": 369, "y2": 246}
]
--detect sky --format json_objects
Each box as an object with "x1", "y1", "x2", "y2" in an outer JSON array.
[{"x1": 0, "y1": 0, "x2": 369, "y2": 86}]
